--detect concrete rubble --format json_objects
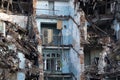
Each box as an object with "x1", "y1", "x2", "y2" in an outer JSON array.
[
  {"x1": 0, "y1": 0, "x2": 42, "y2": 80},
  {"x1": 74, "y1": 0, "x2": 120, "y2": 80},
  {"x1": 0, "y1": 0, "x2": 120, "y2": 80}
]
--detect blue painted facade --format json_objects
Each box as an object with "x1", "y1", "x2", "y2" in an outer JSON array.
[
  {"x1": 36, "y1": 1, "x2": 70, "y2": 16},
  {"x1": 36, "y1": 19, "x2": 72, "y2": 45},
  {"x1": 36, "y1": 0, "x2": 81, "y2": 80}
]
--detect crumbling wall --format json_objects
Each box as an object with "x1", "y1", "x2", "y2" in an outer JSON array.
[
  {"x1": 0, "y1": 0, "x2": 32, "y2": 14},
  {"x1": 0, "y1": 12, "x2": 27, "y2": 28},
  {"x1": 68, "y1": 0, "x2": 87, "y2": 80},
  {"x1": 74, "y1": 0, "x2": 120, "y2": 80},
  {"x1": 0, "y1": 8, "x2": 41, "y2": 80}
]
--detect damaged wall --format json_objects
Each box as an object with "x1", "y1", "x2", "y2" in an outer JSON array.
[
  {"x1": 0, "y1": 0, "x2": 32, "y2": 14},
  {"x1": 0, "y1": 0, "x2": 43, "y2": 80},
  {"x1": 36, "y1": 0, "x2": 120, "y2": 80},
  {"x1": 74, "y1": 0, "x2": 120, "y2": 80},
  {"x1": 0, "y1": 13, "x2": 27, "y2": 28},
  {"x1": 36, "y1": 0, "x2": 83, "y2": 80},
  {"x1": 36, "y1": 19, "x2": 72, "y2": 45},
  {"x1": 0, "y1": 14, "x2": 40, "y2": 80},
  {"x1": 70, "y1": 11, "x2": 81, "y2": 79}
]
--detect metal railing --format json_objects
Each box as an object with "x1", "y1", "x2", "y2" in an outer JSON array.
[
  {"x1": 41, "y1": 35, "x2": 62, "y2": 46},
  {"x1": 36, "y1": 8, "x2": 59, "y2": 15}
]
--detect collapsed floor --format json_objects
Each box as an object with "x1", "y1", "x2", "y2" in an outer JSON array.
[
  {"x1": 0, "y1": 16, "x2": 40, "y2": 80},
  {"x1": 76, "y1": 0, "x2": 120, "y2": 80},
  {"x1": 0, "y1": 0, "x2": 120, "y2": 80},
  {"x1": 0, "y1": 0, "x2": 42, "y2": 80}
]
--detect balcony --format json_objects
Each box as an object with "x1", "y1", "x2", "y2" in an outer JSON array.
[
  {"x1": 36, "y1": 9, "x2": 69, "y2": 17},
  {"x1": 36, "y1": 9, "x2": 58, "y2": 16}
]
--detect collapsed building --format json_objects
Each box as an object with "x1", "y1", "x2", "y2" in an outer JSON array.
[
  {"x1": 74, "y1": 0, "x2": 120, "y2": 80},
  {"x1": 0, "y1": 0, "x2": 120, "y2": 80},
  {"x1": 0, "y1": 0, "x2": 43, "y2": 80},
  {"x1": 0, "y1": 0, "x2": 82, "y2": 80},
  {"x1": 0, "y1": 0, "x2": 83, "y2": 80}
]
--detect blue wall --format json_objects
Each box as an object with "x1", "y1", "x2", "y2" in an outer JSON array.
[
  {"x1": 36, "y1": 18, "x2": 72, "y2": 45},
  {"x1": 62, "y1": 50, "x2": 70, "y2": 73},
  {"x1": 36, "y1": 0, "x2": 81, "y2": 80},
  {"x1": 36, "y1": 1, "x2": 70, "y2": 16}
]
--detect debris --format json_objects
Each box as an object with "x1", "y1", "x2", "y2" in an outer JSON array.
[
  {"x1": 0, "y1": 0, "x2": 42, "y2": 80},
  {"x1": 75, "y1": 0, "x2": 120, "y2": 79}
]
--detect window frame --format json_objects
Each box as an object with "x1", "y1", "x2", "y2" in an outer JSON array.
[{"x1": 43, "y1": 50, "x2": 62, "y2": 72}]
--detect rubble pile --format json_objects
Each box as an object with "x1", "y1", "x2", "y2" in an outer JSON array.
[
  {"x1": 74, "y1": 0, "x2": 120, "y2": 79},
  {"x1": 0, "y1": 20, "x2": 40, "y2": 80}
]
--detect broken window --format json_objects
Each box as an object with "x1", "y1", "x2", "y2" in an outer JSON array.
[
  {"x1": 43, "y1": 50, "x2": 61, "y2": 72},
  {"x1": 84, "y1": 47, "x2": 102, "y2": 66},
  {"x1": 41, "y1": 23, "x2": 61, "y2": 45}
]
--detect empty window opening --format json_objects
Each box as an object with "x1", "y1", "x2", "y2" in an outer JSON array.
[
  {"x1": 84, "y1": 47, "x2": 102, "y2": 66},
  {"x1": 41, "y1": 23, "x2": 61, "y2": 46}
]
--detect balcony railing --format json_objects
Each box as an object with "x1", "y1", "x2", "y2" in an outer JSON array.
[
  {"x1": 36, "y1": 9, "x2": 59, "y2": 16},
  {"x1": 41, "y1": 35, "x2": 62, "y2": 46},
  {"x1": 36, "y1": 8, "x2": 69, "y2": 16}
]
